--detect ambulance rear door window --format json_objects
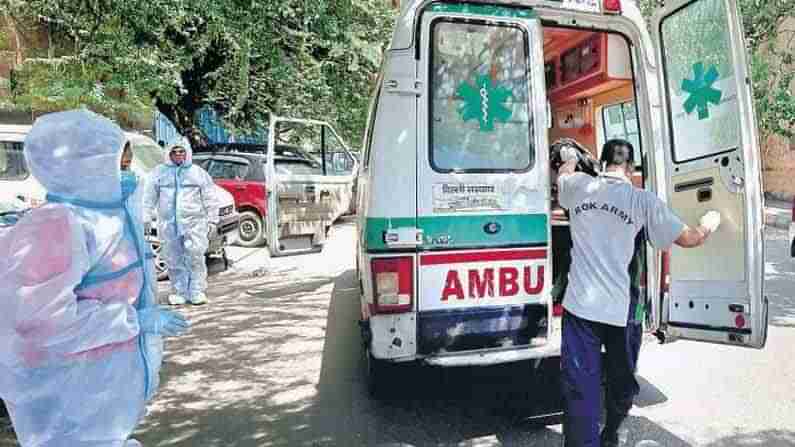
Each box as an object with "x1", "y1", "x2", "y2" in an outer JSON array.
[{"x1": 429, "y1": 20, "x2": 534, "y2": 173}]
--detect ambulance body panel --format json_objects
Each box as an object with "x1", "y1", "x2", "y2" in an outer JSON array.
[{"x1": 357, "y1": 0, "x2": 767, "y2": 389}]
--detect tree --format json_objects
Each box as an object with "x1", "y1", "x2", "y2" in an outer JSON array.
[
  {"x1": 638, "y1": 0, "x2": 795, "y2": 157},
  {"x1": 1, "y1": 0, "x2": 395, "y2": 147}
]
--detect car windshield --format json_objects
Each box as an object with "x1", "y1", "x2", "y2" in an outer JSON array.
[
  {"x1": 207, "y1": 159, "x2": 250, "y2": 180},
  {"x1": 274, "y1": 159, "x2": 322, "y2": 175}
]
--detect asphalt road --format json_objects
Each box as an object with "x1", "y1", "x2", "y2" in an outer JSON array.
[{"x1": 2, "y1": 220, "x2": 794, "y2": 446}]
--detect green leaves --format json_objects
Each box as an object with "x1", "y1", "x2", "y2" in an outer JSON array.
[{"x1": 4, "y1": 0, "x2": 395, "y2": 146}]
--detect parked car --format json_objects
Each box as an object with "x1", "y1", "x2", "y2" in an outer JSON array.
[
  {"x1": 195, "y1": 141, "x2": 355, "y2": 248},
  {"x1": 0, "y1": 125, "x2": 46, "y2": 208},
  {"x1": 0, "y1": 124, "x2": 239, "y2": 280}
]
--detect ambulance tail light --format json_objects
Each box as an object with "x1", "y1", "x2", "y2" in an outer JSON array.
[
  {"x1": 660, "y1": 250, "x2": 671, "y2": 294},
  {"x1": 604, "y1": 0, "x2": 622, "y2": 13},
  {"x1": 371, "y1": 257, "x2": 413, "y2": 314}
]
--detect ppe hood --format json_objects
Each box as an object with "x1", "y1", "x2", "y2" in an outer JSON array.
[
  {"x1": 24, "y1": 110, "x2": 128, "y2": 204},
  {"x1": 164, "y1": 138, "x2": 193, "y2": 167}
]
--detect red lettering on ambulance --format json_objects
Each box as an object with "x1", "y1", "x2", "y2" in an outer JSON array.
[
  {"x1": 499, "y1": 267, "x2": 520, "y2": 296},
  {"x1": 468, "y1": 268, "x2": 495, "y2": 298},
  {"x1": 524, "y1": 265, "x2": 544, "y2": 294},
  {"x1": 441, "y1": 270, "x2": 465, "y2": 301}
]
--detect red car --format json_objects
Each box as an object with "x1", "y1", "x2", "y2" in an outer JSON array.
[{"x1": 194, "y1": 150, "x2": 270, "y2": 247}]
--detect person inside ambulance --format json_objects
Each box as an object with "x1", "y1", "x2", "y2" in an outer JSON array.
[
  {"x1": 144, "y1": 141, "x2": 219, "y2": 306},
  {"x1": 556, "y1": 138, "x2": 721, "y2": 447},
  {"x1": 0, "y1": 109, "x2": 189, "y2": 447}
]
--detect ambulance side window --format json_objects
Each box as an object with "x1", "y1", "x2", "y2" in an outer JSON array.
[
  {"x1": 602, "y1": 101, "x2": 642, "y2": 169},
  {"x1": 362, "y1": 77, "x2": 383, "y2": 172},
  {"x1": 429, "y1": 20, "x2": 534, "y2": 173}
]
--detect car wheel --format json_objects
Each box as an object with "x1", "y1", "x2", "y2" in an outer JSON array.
[
  {"x1": 237, "y1": 210, "x2": 265, "y2": 247},
  {"x1": 148, "y1": 237, "x2": 169, "y2": 281}
]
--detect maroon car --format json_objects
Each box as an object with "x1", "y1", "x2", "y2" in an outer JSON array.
[{"x1": 194, "y1": 144, "x2": 334, "y2": 247}]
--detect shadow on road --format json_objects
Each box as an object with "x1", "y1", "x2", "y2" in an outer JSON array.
[
  {"x1": 311, "y1": 269, "x2": 565, "y2": 446},
  {"x1": 136, "y1": 263, "x2": 342, "y2": 446},
  {"x1": 308, "y1": 270, "x2": 688, "y2": 447}
]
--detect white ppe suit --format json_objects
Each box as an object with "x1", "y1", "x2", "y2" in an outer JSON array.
[
  {"x1": 143, "y1": 143, "x2": 219, "y2": 302},
  {"x1": 0, "y1": 110, "x2": 188, "y2": 446}
]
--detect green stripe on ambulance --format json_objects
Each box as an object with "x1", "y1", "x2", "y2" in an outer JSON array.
[{"x1": 365, "y1": 214, "x2": 548, "y2": 251}]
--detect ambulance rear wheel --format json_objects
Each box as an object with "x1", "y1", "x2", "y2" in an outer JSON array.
[{"x1": 366, "y1": 350, "x2": 390, "y2": 399}]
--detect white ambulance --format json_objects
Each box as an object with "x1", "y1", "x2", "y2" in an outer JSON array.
[{"x1": 356, "y1": 0, "x2": 768, "y2": 395}]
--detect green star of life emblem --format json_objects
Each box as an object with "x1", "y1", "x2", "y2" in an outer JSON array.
[
  {"x1": 681, "y1": 62, "x2": 722, "y2": 120},
  {"x1": 457, "y1": 74, "x2": 513, "y2": 132}
]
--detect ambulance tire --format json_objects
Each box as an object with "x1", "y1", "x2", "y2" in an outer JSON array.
[
  {"x1": 366, "y1": 350, "x2": 391, "y2": 399},
  {"x1": 531, "y1": 356, "x2": 564, "y2": 426}
]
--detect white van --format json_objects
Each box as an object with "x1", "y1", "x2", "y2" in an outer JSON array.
[{"x1": 357, "y1": 0, "x2": 767, "y2": 395}]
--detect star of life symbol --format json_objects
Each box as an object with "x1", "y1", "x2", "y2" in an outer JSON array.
[
  {"x1": 681, "y1": 62, "x2": 723, "y2": 120},
  {"x1": 457, "y1": 74, "x2": 513, "y2": 132}
]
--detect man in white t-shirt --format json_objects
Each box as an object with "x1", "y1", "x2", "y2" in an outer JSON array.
[{"x1": 557, "y1": 139, "x2": 721, "y2": 447}]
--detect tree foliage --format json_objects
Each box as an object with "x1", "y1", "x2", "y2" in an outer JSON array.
[{"x1": 1, "y1": 0, "x2": 395, "y2": 148}]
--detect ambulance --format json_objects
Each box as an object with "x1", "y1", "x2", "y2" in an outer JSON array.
[{"x1": 356, "y1": 0, "x2": 768, "y2": 395}]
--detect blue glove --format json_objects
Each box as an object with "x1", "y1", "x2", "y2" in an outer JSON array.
[{"x1": 138, "y1": 307, "x2": 190, "y2": 337}]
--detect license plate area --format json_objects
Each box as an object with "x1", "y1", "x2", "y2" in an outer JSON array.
[{"x1": 418, "y1": 304, "x2": 547, "y2": 355}]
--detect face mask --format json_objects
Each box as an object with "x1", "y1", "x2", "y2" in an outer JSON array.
[{"x1": 120, "y1": 171, "x2": 138, "y2": 198}]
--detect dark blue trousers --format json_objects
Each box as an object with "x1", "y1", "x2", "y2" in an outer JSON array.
[{"x1": 561, "y1": 309, "x2": 641, "y2": 447}]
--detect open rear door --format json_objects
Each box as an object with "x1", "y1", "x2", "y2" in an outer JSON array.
[
  {"x1": 653, "y1": 0, "x2": 767, "y2": 348},
  {"x1": 414, "y1": 4, "x2": 552, "y2": 361}
]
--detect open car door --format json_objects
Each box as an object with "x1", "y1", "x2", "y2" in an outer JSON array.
[
  {"x1": 265, "y1": 117, "x2": 356, "y2": 256},
  {"x1": 653, "y1": 0, "x2": 767, "y2": 348}
]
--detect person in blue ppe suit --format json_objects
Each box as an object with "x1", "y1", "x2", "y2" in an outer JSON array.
[
  {"x1": 0, "y1": 109, "x2": 190, "y2": 447},
  {"x1": 557, "y1": 139, "x2": 722, "y2": 447},
  {"x1": 144, "y1": 141, "x2": 219, "y2": 306}
]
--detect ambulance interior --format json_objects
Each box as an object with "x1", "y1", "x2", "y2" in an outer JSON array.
[{"x1": 542, "y1": 26, "x2": 648, "y2": 310}]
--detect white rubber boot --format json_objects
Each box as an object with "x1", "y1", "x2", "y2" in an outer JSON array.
[
  {"x1": 167, "y1": 294, "x2": 187, "y2": 305},
  {"x1": 189, "y1": 292, "x2": 207, "y2": 305}
]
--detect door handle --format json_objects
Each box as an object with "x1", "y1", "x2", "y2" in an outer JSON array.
[
  {"x1": 674, "y1": 177, "x2": 714, "y2": 192},
  {"x1": 235, "y1": 186, "x2": 246, "y2": 191},
  {"x1": 697, "y1": 187, "x2": 712, "y2": 203}
]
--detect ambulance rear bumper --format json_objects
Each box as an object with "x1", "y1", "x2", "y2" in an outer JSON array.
[{"x1": 423, "y1": 339, "x2": 561, "y2": 367}]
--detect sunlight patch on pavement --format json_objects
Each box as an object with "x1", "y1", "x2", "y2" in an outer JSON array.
[
  {"x1": 458, "y1": 437, "x2": 500, "y2": 447},
  {"x1": 268, "y1": 384, "x2": 318, "y2": 407}
]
